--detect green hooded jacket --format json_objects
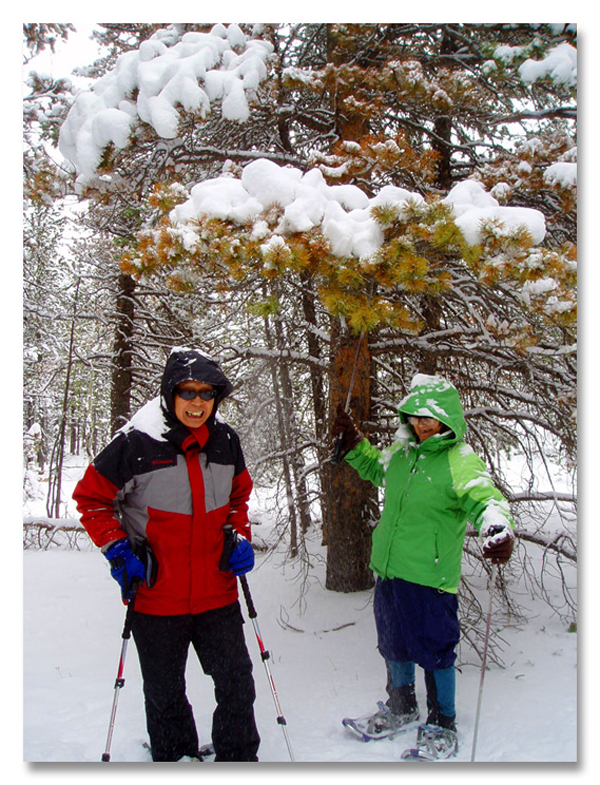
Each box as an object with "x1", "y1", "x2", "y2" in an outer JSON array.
[{"x1": 345, "y1": 375, "x2": 513, "y2": 593}]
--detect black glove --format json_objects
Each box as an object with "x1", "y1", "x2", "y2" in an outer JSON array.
[
  {"x1": 331, "y1": 404, "x2": 362, "y2": 457},
  {"x1": 481, "y1": 524, "x2": 515, "y2": 565}
]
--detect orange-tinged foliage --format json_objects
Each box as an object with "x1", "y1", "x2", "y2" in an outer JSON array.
[{"x1": 121, "y1": 171, "x2": 576, "y2": 342}]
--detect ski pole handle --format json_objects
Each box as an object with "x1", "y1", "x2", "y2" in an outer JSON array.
[
  {"x1": 331, "y1": 406, "x2": 360, "y2": 465},
  {"x1": 122, "y1": 580, "x2": 140, "y2": 639},
  {"x1": 331, "y1": 433, "x2": 346, "y2": 465},
  {"x1": 219, "y1": 525, "x2": 236, "y2": 571}
]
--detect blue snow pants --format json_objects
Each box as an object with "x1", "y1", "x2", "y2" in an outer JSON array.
[{"x1": 374, "y1": 577, "x2": 460, "y2": 718}]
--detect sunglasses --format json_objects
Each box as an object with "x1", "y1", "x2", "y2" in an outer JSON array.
[
  {"x1": 408, "y1": 416, "x2": 439, "y2": 427},
  {"x1": 175, "y1": 387, "x2": 218, "y2": 401}
]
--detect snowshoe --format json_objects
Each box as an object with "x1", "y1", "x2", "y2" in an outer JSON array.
[
  {"x1": 343, "y1": 701, "x2": 420, "y2": 742},
  {"x1": 197, "y1": 744, "x2": 215, "y2": 760},
  {"x1": 142, "y1": 741, "x2": 215, "y2": 761},
  {"x1": 400, "y1": 723, "x2": 458, "y2": 762}
]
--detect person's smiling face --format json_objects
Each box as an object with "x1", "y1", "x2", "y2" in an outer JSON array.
[
  {"x1": 173, "y1": 381, "x2": 216, "y2": 429},
  {"x1": 408, "y1": 416, "x2": 444, "y2": 442}
]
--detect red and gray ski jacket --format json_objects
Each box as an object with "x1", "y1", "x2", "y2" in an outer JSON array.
[{"x1": 73, "y1": 349, "x2": 253, "y2": 616}]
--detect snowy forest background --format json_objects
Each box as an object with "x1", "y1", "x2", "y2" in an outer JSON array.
[{"x1": 21, "y1": 15, "x2": 581, "y2": 770}]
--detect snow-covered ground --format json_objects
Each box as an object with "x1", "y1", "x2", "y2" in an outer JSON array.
[
  {"x1": 23, "y1": 544, "x2": 577, "y2": 764},
  {"x1": 20, "y1": 457, "x2": 579, "y2": 780}
]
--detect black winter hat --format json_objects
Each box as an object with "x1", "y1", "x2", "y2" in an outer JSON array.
[{"x1": 160, "y1": 347, "x2": 234, "y2": 424}]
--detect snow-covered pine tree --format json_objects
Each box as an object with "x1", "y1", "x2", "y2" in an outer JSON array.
[{"x1": 53, "y1": 23, "x2": 576, "y2": 606}]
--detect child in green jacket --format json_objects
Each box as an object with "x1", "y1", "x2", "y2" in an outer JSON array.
[{"x1": 333, "y1": 374, "x2": 514, "y2": 754}]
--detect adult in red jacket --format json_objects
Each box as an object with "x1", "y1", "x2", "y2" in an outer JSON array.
[{"x1": 73, "y1": 348, "x2": 260, "y2": 762}]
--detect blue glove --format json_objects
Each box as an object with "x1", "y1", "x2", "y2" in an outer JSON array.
[
  {"x1": 229, "y1": 536, "x2": 255, "y2": 576},
  {"x1": 104, "y1": 539, "x2": 147, "y2": 601}
]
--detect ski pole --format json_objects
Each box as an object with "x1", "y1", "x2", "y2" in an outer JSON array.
[
  {"x1": 101, "y1": 581, "x2": 140, "y2": 762},
  {"x1": 470, "y1": 562, "x2": 498, "y2": 762},
  {"x1": 220, "y1": 526, "x2": 295, "y2": 762},
  {"x1": 331, "y1": 329, "x2": 365, "y2": 464}
]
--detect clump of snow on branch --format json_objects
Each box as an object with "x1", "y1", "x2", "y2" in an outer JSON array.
[
  {"x1": 492, "y1": 38, "x2": 577, "y2": 89},
  {"x1": 170, "y1": 157, "x2": 546, "y2": 261},
  {"x1": 58, "y1": 23, "x2": 273, "y2": 180},
  {"x1": 519, "y1": 43, "x2": 577, "y2": 88},
  {"x1": 544, "y1": 161, "x2": 577, "y2": 188},
  {"x1": 442, "y1": 180, "x2": 546, "y2": 246}
]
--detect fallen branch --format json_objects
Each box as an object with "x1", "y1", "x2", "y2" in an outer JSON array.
[{"x1": 23, "y1": 517, "x2": 89, "y2": 550}]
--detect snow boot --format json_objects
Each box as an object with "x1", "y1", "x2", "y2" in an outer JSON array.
[
  {"x1": 424, "y1": 669, "x2": 457, "y2": 731},
  {"x1": 387, "y1": 682, "x2": 419, "y2": 718},
  {"x1": 426, "y1": 710, "x2": 457, "y2": 732},
  {"x1": 424, "y1": 706, "x2": 458, "y2": 756}
]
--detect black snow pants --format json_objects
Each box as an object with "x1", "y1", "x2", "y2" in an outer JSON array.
[{"x1": 131, "y1": 601, "x2": 260, "y2": 762}]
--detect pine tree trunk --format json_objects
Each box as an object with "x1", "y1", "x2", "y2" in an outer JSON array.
[
  {"x1": 47, "y1": 278, "x2": 80, "y2": 518},
  {"x1": 418, "y1": 294, "x2": 443, "y2": 374},
  {"x1": 263, "y1": 313, "x2": 300, "y2": 557},
  {"x1": 322, "y1": 26, "x2": 377, "y2": 591},
  {"x1": 270, "y1": 315, "x2": 312, "y2": 540},
  {"x1": 299, "y1": 272, "x2": 329, "y2": 532},
  {"x1": 432, "y1": 26, "x2": 459, "y2": 191},
  {"x1": 110, "y1": 273, "x2": 136, "y2": 434},
  {"x1": 324, "y1": 324, "x2": 376, "y2": 592}
]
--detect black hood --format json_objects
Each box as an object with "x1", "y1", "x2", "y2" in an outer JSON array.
[{"x1": 160, "y1": 348, "x2": 234, "y2": 426}]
